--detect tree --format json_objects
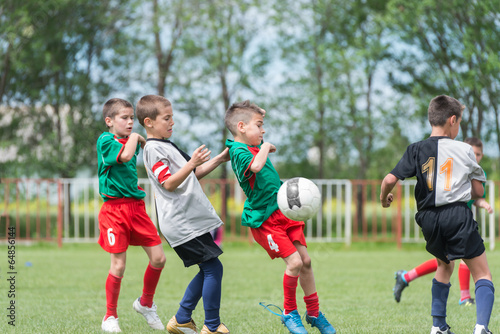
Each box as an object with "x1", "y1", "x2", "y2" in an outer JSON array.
[
  {"x1": 386, "y1": 0, "x2": 500, "y2": 151},
  {"x1": 0, "y1": 0, "x2": 134, "y2": 178},
  {"x1": 169, "y1": 0, "x2": 268, "y2": 174},
  {"x1": 272, "y1": 0, "x2": 403, "y2": 180},
  {"x1": 150, "y1": 0, "x2": 186, "y2": 96}
]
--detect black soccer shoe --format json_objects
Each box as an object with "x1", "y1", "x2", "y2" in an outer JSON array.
[{"x1": 393, "y1": 270, "x2": 408, "y2": 303}]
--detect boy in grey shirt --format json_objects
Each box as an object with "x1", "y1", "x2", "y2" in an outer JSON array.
[{"x1": 137, "y1": 95, "x2": 230, "y2": 334}]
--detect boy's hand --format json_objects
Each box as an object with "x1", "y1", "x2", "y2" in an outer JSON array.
[
  {"x1": 381, "y1": 193, "x2": 394, "y2": 208},
  {"x1": 477, "y1": 198, "x2": 494, "y2": 214},
  {"x1": 137, "y1": 134, "x2": 146, "y2": 148},
  {"x1": 263, "y1": 142, "x2": 276, "y2": 153},
  {"x1": 190, "y1": 145, "x2": 211, "y2": 167},
  {"x1": 218, "y1": 147, "x2": 230, "y2": 162}
]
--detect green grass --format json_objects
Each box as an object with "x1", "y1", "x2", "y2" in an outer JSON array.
[{"x1": 1, "y1": 242, "x2": 499, "y2": 333}]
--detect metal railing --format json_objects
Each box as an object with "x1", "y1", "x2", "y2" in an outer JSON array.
[{"x1": 1, "y1": 178, "x2": 496, "y2": 249}]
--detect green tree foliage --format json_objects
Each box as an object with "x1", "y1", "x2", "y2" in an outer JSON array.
[
  {"x1": 166, "y1": 0, "x2": 269, "y2": 178},
  {"x1": 2, "y1": 0, "x2": 500, "y2": 181},
  {"x1": 386, "y1": 0, "x2": 500, "y2": 151},
  {"x1": 0, "y1": 0, "x2": 132, "y2": 177},
  {"x1": 271, "y1": 0, "x2": 408, "y2": 179}
]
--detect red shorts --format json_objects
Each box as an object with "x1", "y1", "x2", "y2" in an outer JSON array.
[
  {"x1": 251, "y1": 210, "x2": 307, "y2": 259},
  {"x1": 98, "y1": 198, "x2": 162, "y2": 253}
]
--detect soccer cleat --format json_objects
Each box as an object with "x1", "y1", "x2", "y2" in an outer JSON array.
[
  {"x1": 430, "y1": 325, "x2": 454, "y2": 334},
  {"x1": 132, "y1": 297, "x2": 165, "y2": 330},
  {"x1": 305, "y1": 311, "x2": 336, "y2": 334},
  {"x1": 459, "y1": 298, "x2": 475, "y2": 306},
  {"x1": 393, "y1": 270, "x2": 408, "y2": 303},
  {"x1": 473, "y1": 324, "x2": 493, "y2": 334},
  {"x1": 200, "y1": 323, "x2": 230, "y2": 334},
  {"x1": 101, "y1": 316, "x2": 122, "y2": 333},
  {"x1": 281, "y1": 310, "x2": 308, "y2": 334},
  {"x1": 166, "y1": 316, "x2": 198, "y2": 334}
]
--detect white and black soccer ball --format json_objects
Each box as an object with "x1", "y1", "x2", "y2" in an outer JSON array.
[{"x1": 277, "y1": 177, "x2": 321, "y2": 221}]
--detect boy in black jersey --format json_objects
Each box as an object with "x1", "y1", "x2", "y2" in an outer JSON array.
[{"x1": 380, "y1": 95, "x2": 494, "y2": 334}]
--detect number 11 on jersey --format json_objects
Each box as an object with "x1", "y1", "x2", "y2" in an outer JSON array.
[{"x1": 422, "y1": 157, "x2": 453, "y2": 191}]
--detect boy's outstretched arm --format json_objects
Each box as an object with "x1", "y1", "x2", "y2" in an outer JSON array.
[
  {"x1": 163, "y1": 144, "x2": 210, "y2": 192},
  {"x1": 250, "y1": 142, "x2": 276, "y2": 173},
  {"x1": 380, "y1": 173, "x2": 398, "y2": 208},
  {"x1": 195, "y1": 148, "x2": 230, "y2": 179},
  {"x1": 119, "y1": 133, "x2": 145, "y2": 162}
]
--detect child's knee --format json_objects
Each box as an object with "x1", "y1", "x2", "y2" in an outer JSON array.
[
  {"x1": 287, "y1": 257, "x2": 303, "y2": 272},
  {"x1": 301, "y1": 255, "x2": 312, "y2": 269},
  {"x1": 151, "y1": 253, "x2": 166, "y2": 268},
  {"x1": 110, "y1": 263, "x2": 126, "y2": 277}
]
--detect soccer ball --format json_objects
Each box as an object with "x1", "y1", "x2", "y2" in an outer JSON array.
[{"x1": 277, "y1": 177, "x2": 321, "y2": 221}]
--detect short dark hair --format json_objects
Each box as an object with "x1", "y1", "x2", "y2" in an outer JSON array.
[
  {"x1": 136, "y1": 95, "x2": 172, "y2": 127},
  {"x1": 103, "y1": 98, "x2": 133, "y2": 121},
  {"x1": 225, "y1": 100, "x2": 265, "y2": 136},
  {"x1": 464, "y1": 137, "x2": 483, "y2": 150},
  {"x1": 428, "y1": 95, "x2": 464, "y2": 126}
]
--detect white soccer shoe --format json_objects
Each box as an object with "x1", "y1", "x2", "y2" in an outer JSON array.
[
  {"x1": 133, "y1": 297, "x2": 165, "y2": 330},
  {"x1": 101, "y1": 316, "x2": 122, "y2": 333},
  {"x1": 473, "y1": 324, "x2": 493, "y2": 334},
  {"x1": 430, "y1": 326, "x2": 454, "y2": 334}
]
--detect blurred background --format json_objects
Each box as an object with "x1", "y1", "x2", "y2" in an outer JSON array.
[{"x1": 1, "y1": 0, "x2": 500, "y2": 180}]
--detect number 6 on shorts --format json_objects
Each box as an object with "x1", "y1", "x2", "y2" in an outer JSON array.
[{"x1": 107, "y1": 228, "x2": 116, "y2": 246}]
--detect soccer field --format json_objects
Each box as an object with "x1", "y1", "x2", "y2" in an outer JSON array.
[{"x1": 2, "y1": 242, "x2": 499, "y2": 333}]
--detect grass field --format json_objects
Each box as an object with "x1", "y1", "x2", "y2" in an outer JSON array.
[{"x1": 1, "y1": 242, "x2": 499, "y2": 333}]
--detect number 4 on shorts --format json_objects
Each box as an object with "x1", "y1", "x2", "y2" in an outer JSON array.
[{"x1": 267, "y1": 234, "x2": 279, "y2": 252}]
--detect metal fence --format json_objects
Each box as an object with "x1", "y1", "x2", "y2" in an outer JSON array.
[{"x1": 0, "y1": 178, "x2": 497, "y2": 249}]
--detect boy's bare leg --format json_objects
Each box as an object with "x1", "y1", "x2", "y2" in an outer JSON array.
[
  {"x1": 283, "y1": 250, "x2": 303, "y2": 276},
  {"x1": 110, "y1": 252, "x2": 127, "y2": 277},
  {"x1": 292, "y1": 242, "x2": 336, "y2": 332},
  {"x1": 293, "y1": 242, "x2": 316, "y2": 296},
  {"x1": 143, "y1": 244, "x2": 166, "y2": 268},
  {"x1": 463, "y1": 252, "x2": 492, "y2": 283},
  {"x1": 435, "y1": 258, "x2": 454, "y2": 283}
]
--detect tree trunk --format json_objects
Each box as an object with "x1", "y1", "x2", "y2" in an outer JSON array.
[{"x1": 0, "y1": 42, "x2": 12, "y2": 102}]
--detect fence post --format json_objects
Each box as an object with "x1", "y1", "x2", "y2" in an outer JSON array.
[
  {"x1": 57, "y1": 180, "x2": 63, "y2": 248},
  {"x1": 396, "y1": 182, "x2": 402, "y2": 249},
  {"x1": 4, "y1": 180, "x2": 10, "y2": 236},
  {"x1": 489, "y1": 181, "x2": 495, "y2": 250},
  {"x1": 345, "y1": 180, "x2": 352, "y2": 246}
]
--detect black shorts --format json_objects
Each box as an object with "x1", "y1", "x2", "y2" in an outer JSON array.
[
  {"x1": 173, "y1": 233, "x2": 223, "y2": 267},
  {"x1": 415, "y1": 202, "x2": 485, "y2": 264}
]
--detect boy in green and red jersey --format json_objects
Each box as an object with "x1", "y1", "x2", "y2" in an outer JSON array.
[
  {"x1": 224, "y1": 100, "x2": 336, "y2": 334},
  {"x1": 97, "y1": 98, "x2": 166, "y2": 333}
]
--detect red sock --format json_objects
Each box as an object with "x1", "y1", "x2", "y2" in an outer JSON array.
[
  {"x1": 140, "y1": 263, "x2": 164, "y2": 308},
  {"x1": 105, "y1": 272, "x2": 122, "y2": 319},
  {"x1": 458, "y1": 262, "x2": 471, "y2": 301},
  {"x1": 283, "y1": 273, "x2": 299, "y2": 314},
  {"x1": 404, "y1": 259, "x2": 437, "y2": 283},
  {"x1": 304, "y1": 292, "x2": 319, "y2": 317}
]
